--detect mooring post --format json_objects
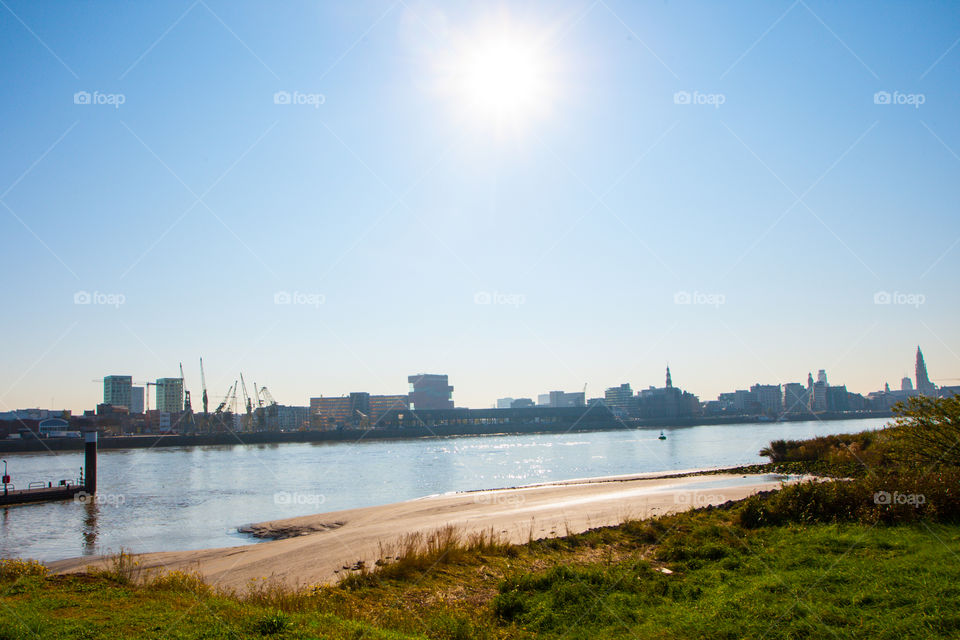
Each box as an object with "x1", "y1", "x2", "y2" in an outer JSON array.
[{"x1": 84, "y1": 430, "x2": 97, "y2": 495}]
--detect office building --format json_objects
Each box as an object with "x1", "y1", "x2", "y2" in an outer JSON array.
[
  {"x1": 103, "y1": 375, "x2": 132, "y2": 409},
  {"x1": 130, "y1": 386, "x2": 144, "y2": 414},
  {"x1": 511, "y1": 398, "x2": 535, "y2": 408},
  {"x1": 782, "y1": 383, "x2": 809, "y2": 415},
  {"x1": 496, "y1": 397, "x2": 515, "y2": 409},
  {"x1": 901, "y1": 377, "x2": 914, "y2": 392},
  {"x1": 155, "y1": 378, "x2": 184, "y2": 413},
  {"x1": 537, "y1": 391, "x2": 586, "y2": 408},
  {"x1": 604, "y1": 383, "x2": 634, "y2": 415},
  {"x1": 750, "y1": 384, "x2": 783, "y2": 416},
  {"x1": 408, "y1": 374, "x2": 454, "y2": 410}
]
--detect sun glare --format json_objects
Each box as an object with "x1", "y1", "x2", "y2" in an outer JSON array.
[
  {"x1": 433, "y1": 17, "x2": 557, "y2": 130},
  {"x1": 458, "y1": 38, "x2": 550, "y2": 120}
]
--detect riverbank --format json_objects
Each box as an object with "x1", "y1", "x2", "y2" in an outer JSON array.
[
  {"x1": 48, "y1": 469, "x2": 813, "y2": 589},
  {"x1": 0, "y1": 410, "x2": 893, "y2": 453}
]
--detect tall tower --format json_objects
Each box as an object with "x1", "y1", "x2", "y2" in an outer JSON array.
[
  {"x1": 916, "y1": 347, "x2": 935, "y2": 395},
  {"x1": 807, "y1": 373, "x2": 814, "y2": 389},
  {"x1": 665, "y1": 366, "x2": 673, "y2": 388}
]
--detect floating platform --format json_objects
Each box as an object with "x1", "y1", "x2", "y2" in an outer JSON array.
[{"x1": 0, "y1": 483, "x2": 85, "y2": 506}]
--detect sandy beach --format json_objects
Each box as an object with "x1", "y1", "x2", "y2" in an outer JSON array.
[{"x1": 49, "y1": 470, "x2": 808, "y2": 590}]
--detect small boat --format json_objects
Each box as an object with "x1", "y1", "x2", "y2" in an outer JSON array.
[{"x1": 658, "y1": 431, "x2": 666, "y2": 440}]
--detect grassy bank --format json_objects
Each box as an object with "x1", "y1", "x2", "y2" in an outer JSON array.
[{"x1": 3, "y1": 396, "x2": 959, "y2": 639}]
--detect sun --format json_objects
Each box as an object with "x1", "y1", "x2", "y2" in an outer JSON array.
[
  {"x1": 428, "y1": 16, "x2": 558, "y2": 130},
  {"x1": 457, "y1": 37, "x2": 550, "y2": 121}
]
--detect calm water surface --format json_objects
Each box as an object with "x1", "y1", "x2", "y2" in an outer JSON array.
[{"x1": 0, "y1": 417, "x2": 889, "y2": 561}]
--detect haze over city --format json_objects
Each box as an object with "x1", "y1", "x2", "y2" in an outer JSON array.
[{"x1": 1, "y1": 1, "x2": 957, "y2": 412}]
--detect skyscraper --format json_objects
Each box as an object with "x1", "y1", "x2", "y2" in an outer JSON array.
[
  {"x1": 156, "y1": 378, "x2": 184, "y2": 413},
  {"x1": 916, "y1": 347, "x2": 936, "y2": 396},
  {"x1": 103, "y1": 375, "x2": 132, "y2": 408}
]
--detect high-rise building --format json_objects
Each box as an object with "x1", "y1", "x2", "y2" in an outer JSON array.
[
  {"x1": 783, "y1": 383, "x2": 809, "y2": 415},
  {"x1": 155, "y1": 378, "x2": 184, "y2": 413},
  {"x1": 901, "y1": 377, "x2": 914, "y2": 392},
  {"x1": 817, "y1": 369, "x2": 828, "y2": 385},
  {"x1": 916, "y1": 347, "x2": 937, "y2": 396},
  {"x1": 103, "y1": 375, "x2": 132, "y2": 408},
  {"x1": 130, "y1": 386, "x2": 144, "y2": 414},
  {"x1": 408, "y1": 374, "x2": 454, "y2": 410},
  {"x1": 496, "y1": 397, "x2": 515, "y2": 409},
  {"x1": 750, "y1": 384, "x2": 783, "y2": 416},
  {"x1": 604, "y1": 383, "x2": 634, "y2": 415}
]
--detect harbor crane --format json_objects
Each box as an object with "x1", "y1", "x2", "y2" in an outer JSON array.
[
  {"x1": 200, "y1": 357, "x2": 208, "y2": 414},
  {"x1": 240, "y1": 373, "x2": 253, "y2": 431}
]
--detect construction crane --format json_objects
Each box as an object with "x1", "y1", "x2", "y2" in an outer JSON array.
[
  {"x1": 199, "y1": 357, "x2": 208, "y2": 414},
  {"x1": 260, "y1": 386, "x2": 278, "y2": 431},
  {"x1": 240, "y1": 373, "x2": 253, "y2": 431},
  {"x1": 179, "y1": 363, "x2": 192, "y2": 414},
  {"x1": 214, "y1": 381, "x2": 236, "y2": 414}
]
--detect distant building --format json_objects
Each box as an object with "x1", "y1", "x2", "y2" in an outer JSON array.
[
  {"x1": 636, "y1": 368, "x2": 700, "y2": 419},
  {"x1": 750, "y1": 384, "x2": 783, "y2": 416},
  {"x1": 496, "y1": 397, "x2": 515, "y2": 409},
  {"x1": 311, "y1": 393, "x2": 410, "y2": 429},
  {"x1": 916, "y1": 347, "x2": 937, "y2": 396},
  {"x1": 825, "y1": 385, "x2": 849, "y2": 412},
  {"x1": 782, "y1": 383, "x2": 809, "y2": 415},
  {"x1": 130, "y1": 386, "x2": 144, "y2": 414},
  {"x1": 940, "y1": 386, "x2": 960, "y2": 398},
  {"x1": 155, "y1": 378, "x2": 184, "y2": 413},
  {"x1": 511, "y1": 398, "x2": 535, "y2": 408},
  {"x1": 408, "y1": 374, "x2": 454, "y2": 410},
  {"x1": 901, "y1": 377, "x2": 914, "y2": 392},
  {"x1": 274, "y1": 405, "x2": 311, "y2": 431},
  {"x1": 103, "y1": 375, "x2": 132, "y2": 409},
  {"x1": 808, "y1": 372, "x2": 827, "y2": 413},
  {"x1": 537, "y1": 391, "x2": 586, "y2": 408},
  {"x1": 604, "y1": 383, "x2": 634, "y2": 415}
]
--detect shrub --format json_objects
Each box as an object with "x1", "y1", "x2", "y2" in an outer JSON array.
[
  {"x1": 0, "y1": 558, "x2": 48, "y2": 581},
  {"x1": 888, "y1": 395, "x2": 960, "y2": 469}
]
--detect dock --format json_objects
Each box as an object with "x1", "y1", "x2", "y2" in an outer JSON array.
[
  {"x1": 0, "y1": 430, "x2": 97, "y2": 506},
  {"x1": 0, "y1": 483, "x2": 86, "y2": 506}
]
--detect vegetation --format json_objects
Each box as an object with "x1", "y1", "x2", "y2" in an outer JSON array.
[{"x1": 3, "y1": 397, "x2": 959, "y2": 638}]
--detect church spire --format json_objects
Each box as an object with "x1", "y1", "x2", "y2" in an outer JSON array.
[{"x1": 665, "y1": 366, "x2": 672, "y2": 388}]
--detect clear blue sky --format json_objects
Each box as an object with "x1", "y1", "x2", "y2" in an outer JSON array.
[{"x1": 1, "y1": 0, "x2": 958, "y2": 412}]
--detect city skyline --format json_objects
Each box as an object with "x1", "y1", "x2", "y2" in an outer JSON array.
[{"x1": 1, "y1": 1, "x2": 958, "y2": 413}]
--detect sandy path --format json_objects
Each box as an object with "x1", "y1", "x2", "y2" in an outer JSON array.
[{"x1": 48, "y1": 471, "x2": 801, "y2": 589}]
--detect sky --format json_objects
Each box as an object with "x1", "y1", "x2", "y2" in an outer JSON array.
[{"x1": 1, "y1": 0, "x2": 958, "y2": 412}]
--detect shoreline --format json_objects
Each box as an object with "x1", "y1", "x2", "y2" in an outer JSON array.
[
  {"x1": 0, "y1": 412, "x2": 892, "y2": 453},
  {"x1": 47, "y1": 467, "x2": 813, "y2": 589}
]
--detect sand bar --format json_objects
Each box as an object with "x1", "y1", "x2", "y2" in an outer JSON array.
[{"x1": 49, "y1": 471, "x2": 808, "y2": 589}]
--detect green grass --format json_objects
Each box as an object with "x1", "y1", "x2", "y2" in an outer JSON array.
[{"x1": 3, "y1": 510, "x2": 959, "y2": 639}]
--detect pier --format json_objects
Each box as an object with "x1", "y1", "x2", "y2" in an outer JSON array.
[{"x1": 0, "y1": 430, "x2": 96, "y2": 506}]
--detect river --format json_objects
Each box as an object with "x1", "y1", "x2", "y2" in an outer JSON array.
[{"x1": 0, "y1": 417, "x2": 889, "y2": 561}]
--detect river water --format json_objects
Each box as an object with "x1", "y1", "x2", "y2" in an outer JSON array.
[{"x1": 0, "y1": 417, "x2": 888, "y2": 561}]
